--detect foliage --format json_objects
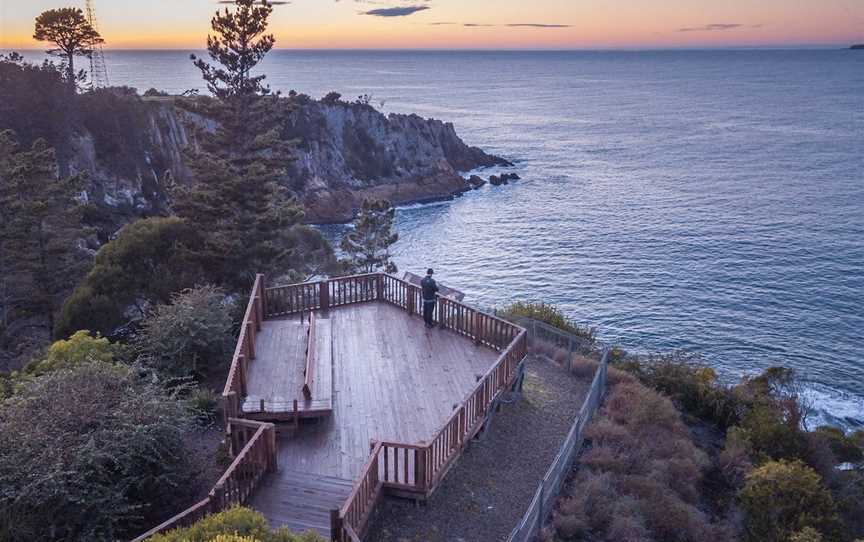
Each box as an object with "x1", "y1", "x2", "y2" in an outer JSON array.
[
  {"x1": 189, "y1": 386, "x2": 220, "y2": 425},
  {"x1": 191, "y1": 0, "x2": 275, "y2": 99},
  {"x1": 144, "y1": 88, "x2": 169, "y2": 97},
  {"x1": 135, "y1": 285, "x2": 235, "y2": 378},
  {"x1": 789, "y1": 528, "x2": 825, "y2": 542},
  {"x1": 174, "y1": 0, "x2": 317, "y2": 289},
  {"x1": 618, "y1": 353, "x2": 743, "y2": 429},
  {"x1": 33, "y1": 8, "x2": 102, "y2": 88},
  {"x1": 340, "y1": 199, "x2": 399, "y2": 274},
  {"x1": 146, "y1": 506, "x2": 325, "y2": 542},
  {"x1": 77, "y1": 87, "x2": 166, "y2": 178},
  {"x1": 0, "y1": 54, "x2": 72, "y2": 157},
  {"x1": 500, "y1": 300, "x2": 596, "y2": 342},
  {"x1": 322, "y1": 91, "x2": 342, "y2": 104},
  {"x1": 55, "y1": 217, "x2": 208, "y2": 339},
  {"x1": 0, "y1": 130, "x2": 88, "y2": 335},
  {"x1": 26, "y1": 330, "x2": 115, "y2": 376},
  {"x1": 739, "y1": 460, "x2": 840, "y2": 542},
  {"x1": 813, "y1": 426, "x2": 864, "y2": 465},
  {"x1": 549, "y1": 380, "x2": 736, "y2": 541},
  {"x1": 0, "y1": 362, "x2": 196, "y2": 541}
]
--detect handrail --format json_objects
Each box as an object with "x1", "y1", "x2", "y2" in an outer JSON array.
[
  {"x1": 222, "y1": 274, "x2": 265, "y2": 423},
  {"x1": 335, "y1": 441, "x2": 384, "y2": 540},
  {"x1": 302, "y1": 312, "x2": 316, "y2": 399},
  {"x1": 130, "y1": 418, "x2": 276, "y2": 542}
]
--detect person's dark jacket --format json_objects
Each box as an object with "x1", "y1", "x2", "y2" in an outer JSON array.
[{"x1": 421, "y1": 276, "x2": 439, "y2": 302}]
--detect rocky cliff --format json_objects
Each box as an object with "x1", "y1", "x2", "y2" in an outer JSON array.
[{"x1": 68, "y1": 96, "x2": 510, "y2": 228}]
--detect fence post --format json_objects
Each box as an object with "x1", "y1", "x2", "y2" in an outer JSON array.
[
  {"x1": 376, "y1": 273, "x2": 384, "y2": 300},
  {"x1": 416, "y1": 447, "x2": 428, "y2": 492},
  {"x1": 320, "y1": 280, "x2": 330, "y2": 312},
  {"x1": 267, "y1": 423, "x2": 278, "y2": 472}
]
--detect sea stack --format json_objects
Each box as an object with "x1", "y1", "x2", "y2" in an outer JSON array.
[{"x1": 851, "y1": 44, "x2": 864, "y2": 50}]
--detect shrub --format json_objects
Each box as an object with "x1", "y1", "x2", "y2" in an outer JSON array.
[
  {"x1": 135, "y1": 285, "x2": 234, "y2": 378},
  {"x1": 0, "y1": 362, "x2": 197, "y2": 541},
  {"x1": 739, "y1": 460, "x2": 840, "y2": 542},
  {"x1": 321, "y1": 91, "x2": 342, "y2": 104},
  {"x1": 146, "y1": 506, "x2": 325, "y2": 542},
  {"x1": 789, "y1": 527, "x2": 824, "y2": 542},
  {"x1": 813, "y1": 426, "x2": 864, "y2": 465},
  {"x1": 190, "y1": 386, "x2": 220, "y2": 424},
  {"x1": 500, "y1": 301, "x2": 596, "y2": 342},
  {"x1": 24, "y1": 329, "x2": 115, "y2": 375},
  {"x1": 56, "y1": 217, "x2": 208, "y2": 339},
  {"x1": 551, "y1": 380, "x2": 726, "y2": 541}
]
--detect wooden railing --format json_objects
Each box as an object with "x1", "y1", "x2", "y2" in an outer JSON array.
[
  {"x1": 302, "y1": 312, "x2": 316, "y2": 399},
  {"x1": 332, "y1": 441, "x2": 385, "y2": 542},
  {"x1": 130, "y1": 419, "x2": 276, "y2": 542},
  {"x1": 335, "y1": 318, "x2": 528, "y2": 540},
  {"x1": 222, "y1": 274, "x2": 265, "y2": 423}
]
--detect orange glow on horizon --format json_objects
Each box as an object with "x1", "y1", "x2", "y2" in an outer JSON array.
[{"x1": 1, "y1": 0, "x2": 861, "y2": 50}]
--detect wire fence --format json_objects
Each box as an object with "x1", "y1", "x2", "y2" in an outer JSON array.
[{"x1": 506, "y1": 319, "x2": 611, "y2": 542}]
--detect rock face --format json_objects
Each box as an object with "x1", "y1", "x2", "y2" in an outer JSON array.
[{"x1": 69, "y1": 97, "x2": 511, "y2": 227}]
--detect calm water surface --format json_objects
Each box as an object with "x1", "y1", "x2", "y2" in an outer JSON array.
[{"x1": 15, "y1": 49, "x2": 864, "y2": 427}]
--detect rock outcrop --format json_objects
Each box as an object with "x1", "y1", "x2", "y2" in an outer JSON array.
[{"x1": 68, "y1": 96, "x2": 511, "y2": 227}]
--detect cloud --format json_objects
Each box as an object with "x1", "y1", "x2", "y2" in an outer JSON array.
[
  {"x1": 428, "y1": 22, "x2": 456, "y2": 26},
  {"x1": 363, "y1": 5, "x2": 430, "y2": 17},
  {"x1": 505, "y1": 23, "x2": 571, "y2": 28},
  {"x1": 677, "y1": 23, "x2": 744, "y2": 32},
  {"x1": 463, "y1": 23, "x2": 495, "y2": 27}
]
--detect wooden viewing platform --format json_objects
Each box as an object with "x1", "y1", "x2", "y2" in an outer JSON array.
[{"x1": 133, "y1": 273, "x2": 527, "y2": 542}]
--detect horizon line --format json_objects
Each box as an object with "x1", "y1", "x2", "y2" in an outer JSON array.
[{"x1": 2, "y1": 44, "x2": 859, "y2": 53}]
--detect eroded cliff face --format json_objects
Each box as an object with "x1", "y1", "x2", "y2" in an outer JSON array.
[{"x1": 71, "y1": 97, "x2": 509, "y2": 228}]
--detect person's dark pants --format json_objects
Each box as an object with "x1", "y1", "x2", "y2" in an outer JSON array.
[{"x1": 423, "y1": 300, "x2": 435, "y2": 327}]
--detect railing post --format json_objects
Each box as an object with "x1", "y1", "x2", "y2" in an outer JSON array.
[
  {"x1": 258, "y1": 274, "x2": 267, "y2": 318},
  {"x1": 267, "y1": 423, "x2": 278, "y2": 472},
  {"x1": 330, "y1": 509, "x2": 343, "y2": 542},
  {"x1": 407, "y1": 285, "x2": 416, "y2": 315},
  {"x1": 209, "y1": 483, "x2": 224, "y2": 514},
  {"x1": 436, "y1": 296, "x2": 444, "y2": 328},
  {"x1": 246, "y1": 321, "x2": 256, "y2": 359},
  {"x1": 416, "y1": 447, "x2": 427, "y2": 492},
  {"x1": 376, "y1": 273, "x2": 384, "y2": 300},
  {"x1": 238, "y1": 354, "x2": 247, "y2": 396},
  {"x1": 320, "y1": 280, "x2": 330, "y2": 312}
]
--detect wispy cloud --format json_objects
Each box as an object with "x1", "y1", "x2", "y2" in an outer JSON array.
[
  {"x1": 677, "y1": 23, "x2": 744, "y2": 32},
  {"x1": 506, "y1": 23, "x2": 571, "y2": 28},
  {"x1": 363, "y1": 5, "x2": 430, "y2": 17}
]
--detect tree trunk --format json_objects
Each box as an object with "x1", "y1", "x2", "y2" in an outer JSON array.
[{"x1": 66, "y1": 52, "x2": 76, "y2": 93}]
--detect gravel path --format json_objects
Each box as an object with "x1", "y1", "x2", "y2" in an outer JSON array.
[{"x1": 366, "y1": 355, "x2": 590, "y2": 542}]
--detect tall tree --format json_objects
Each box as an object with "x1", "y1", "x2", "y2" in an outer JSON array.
[
  {"x1": 33, "y1": 8, "x2": 102, "y2": 90},
  {"x1": 0, "y1": 130, "x2": 88, "y2": 335},
  {"x1": 341, "y1": 199, "x2": 399, "y2": 274},
  {"x1": 173, "y1": 0, "x2": 316, "y2": 289},
  {"x1": 191, "y1": 0, "x2": 275, "y2": 99}
]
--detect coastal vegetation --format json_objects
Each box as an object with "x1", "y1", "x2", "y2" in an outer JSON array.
[
  {"x1": 526, "y1": 313, "x2": 864, "y2": 542},
  {"x1": 145, "y1": 507, "x2": 324, "y2": 542}
]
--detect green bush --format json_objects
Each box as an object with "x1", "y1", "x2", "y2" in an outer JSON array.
[
  {"x1": 189, "y1": 386, "x2": 220, "y2": 425},
  {"x1": 24, "y1": 330, "x2": 115, "y2": 375},
  {"x1": 739, "y1": 460, "x2": 840, "y2": 542},
  {"x1": 56, "y1": 217, "x2": 208, "y2": 339},
  {"x1": 813, "y1": 426, "x2": 864, "y2": 465},
  {"x1": 134, "y1": 285, "x2": 234, "y2": 378},
  {"x1": 500, "y1": 301, "x2": 595, "y2": 341},
  {"x1": 0, "y1": 361, "x2": 197, "y2": 541},
  {"x1": 146, "y1": 507, "x2": 325, "y2": 542}
]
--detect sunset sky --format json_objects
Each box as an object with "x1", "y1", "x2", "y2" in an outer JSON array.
[{"x1": 1, "y1": 0, "x2": 862, "y2": 50}]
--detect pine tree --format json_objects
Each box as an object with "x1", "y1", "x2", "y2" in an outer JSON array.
[
  {"x1": 33, "y1": 8, "x2": 102, "y2": 91},
  {"x1": 340, "y1": 199, "x2": 399, "y2": 274},
  {"x1": 173, "y1": 0, "x2": 307, "y2": 289},
  {"x1": 0, "y1": 130, "x2": 87, "y2": 334}
]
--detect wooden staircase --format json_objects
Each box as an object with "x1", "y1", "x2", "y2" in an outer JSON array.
[{"x1": 248, "y1": 469, "x2": 354, "y2": 537}]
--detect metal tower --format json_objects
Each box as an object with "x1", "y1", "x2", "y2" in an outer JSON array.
[{"x1": 84, "y1": 0, "x2": 110, "y2": 88}]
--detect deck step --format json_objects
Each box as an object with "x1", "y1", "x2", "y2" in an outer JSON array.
[{"x1": 248, "y1": 469, "x2": 353, "y2": 537}]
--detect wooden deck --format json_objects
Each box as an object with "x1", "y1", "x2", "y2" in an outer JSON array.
[
  {"x1": 254, "y1": 302, "x2": 499, "y2": 481},
  {"x1": 242, "y1": 317, "x2": 333, "y2": 418}
]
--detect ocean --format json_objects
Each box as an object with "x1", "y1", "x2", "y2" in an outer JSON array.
[{"x1": 11, "y1": 49, "x2": 864, "y2": 428}]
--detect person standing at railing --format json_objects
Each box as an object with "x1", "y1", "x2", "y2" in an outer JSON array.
[{"x1": 421, "y1": 268, "x2": 439, "y2": 328}]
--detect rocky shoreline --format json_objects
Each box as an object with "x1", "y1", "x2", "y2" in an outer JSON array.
[{"x1": 67, "y1": 94, "x2": 515, "y2": 228}]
